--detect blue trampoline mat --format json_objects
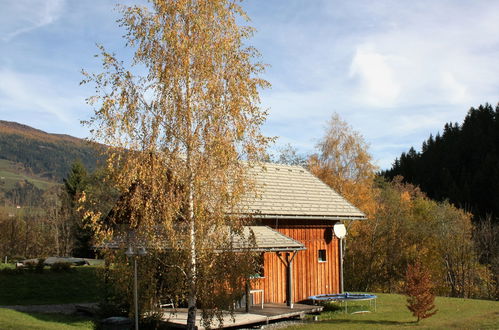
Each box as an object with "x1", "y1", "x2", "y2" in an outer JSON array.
[{"x1": 308, "y1": 293, "x2": 377, "y2": 301}]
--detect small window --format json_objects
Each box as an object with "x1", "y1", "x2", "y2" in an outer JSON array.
[{"x1": 318, "y1": 249, "x2": 327, "y2": 262}]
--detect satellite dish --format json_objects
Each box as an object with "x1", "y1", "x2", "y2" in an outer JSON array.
[{"x1": 333, "y1": 223, "x2": 347, "y2": 239}]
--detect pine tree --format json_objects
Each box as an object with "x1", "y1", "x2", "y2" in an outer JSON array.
[
  {"x1": 63, "y1": 160, "x2": 88, "y2": 206},
  {"x1": 405, "y1": 261, "x2": 438, "y2": 322},
  {"x1": 63, "y1": 161, "x2": 93, "y2": 257}
]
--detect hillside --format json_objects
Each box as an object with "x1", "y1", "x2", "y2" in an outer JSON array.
[
  {"x1": 0, "y1": 121, "x2": 100, "y2": 182},
  {"x1": 0, "y1": 121, "x2": 101, "y2": 208}
]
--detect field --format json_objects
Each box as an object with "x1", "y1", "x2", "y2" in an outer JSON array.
[
  {"x1": 0, "y1": 265, "x2": 101, "y2": 329},
  {"x1": 0, "y1": 265, "x2": 102, "y2": 305},
  {"x1": 290, "y1": 293, "x2": 499, "y2": 329},
  {"x1": 0, "y1": 309, "x2": 93, "y2": 330},
  {"x1": 1, "y1": 267, "x2": 497, "y2": 329},
  {"x1": 0, "y1": 158, "x2": 58, "y2": 216},
  {"x1": 0, "y1": 159, "x2": 57, "y2": 191}
]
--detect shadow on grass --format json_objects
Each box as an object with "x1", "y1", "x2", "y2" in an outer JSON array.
[
  {"x1": 315, "y1": 319, "x2": 412, "y2": 326},
  {"x1": 24, "y1": 311, "x2": 93, "y2": 326},
  {"x1": 0, "y1": 266, "x2": 102, "y2": 305}
]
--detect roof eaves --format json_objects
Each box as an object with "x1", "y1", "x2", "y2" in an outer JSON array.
[
  {"x1": 232, "y1": 246, "x2": 307, "y2": 252},
  {"x1": 236, "y1": 213, "x2": 367, "y2": 221}
]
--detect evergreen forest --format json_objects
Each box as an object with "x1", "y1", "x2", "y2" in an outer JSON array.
[{"x1": 383, "y1": 103, "x2": 499, "y2": 224}]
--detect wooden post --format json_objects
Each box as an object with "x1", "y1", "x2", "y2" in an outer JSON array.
[
  {"x1": 287, "y1": 253, "x2": 293, "y2": 308},
  {"x1": 277, "y1": 251, "x2": 298, "y2": 309}
]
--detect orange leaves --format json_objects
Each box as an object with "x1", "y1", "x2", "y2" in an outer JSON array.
[
  {"x1": 309, "y1": 113, "x2": 377, "y2": 218},
  {"x1": 82, "y1": 1, "x2": 270, "y2": 326},
  {"x1": 405, "y1": 261, "x2": 438, "y2": 322}
]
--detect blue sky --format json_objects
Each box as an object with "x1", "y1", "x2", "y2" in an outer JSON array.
[{"x1": 1, "y1": 0, "x2": 499, "y2": 169}]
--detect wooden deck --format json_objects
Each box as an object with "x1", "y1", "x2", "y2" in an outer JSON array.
[{"x1": 161, "y1": 303, "x2": 323, "y2": 329}]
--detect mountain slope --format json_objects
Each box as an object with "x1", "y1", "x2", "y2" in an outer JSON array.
[{"x1": 0, "y1": 120, "x2": 100, "y2": 182}]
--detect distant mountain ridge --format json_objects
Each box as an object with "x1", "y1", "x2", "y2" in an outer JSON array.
[
  {"x1": 0, "y1": 121, "x2": 84, "y2": 144},
  {"x1": 0, "y1": 120, "x2": 100, "y2": 182}
]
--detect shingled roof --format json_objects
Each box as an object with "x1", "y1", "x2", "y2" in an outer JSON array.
[
  {"x1": 101, "y1": 225, "x2": 306, "y2": 252},
  {"x1": 232, "y1": 226, "x2": 306, "y2": 252},
  {"x1": 239, "y1": 163, "x2": 366, "y2": 220}
]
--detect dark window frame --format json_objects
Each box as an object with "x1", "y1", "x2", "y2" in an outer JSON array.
[{"x1": 318, "y1": 249, "x2": 327, "y2": 263}]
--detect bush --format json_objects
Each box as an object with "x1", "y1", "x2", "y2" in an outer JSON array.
[
  {"x1": 24, "y1": 261, "x2": 37, "y2": 271},
  {"x1": 35, "y1": 258, "x2": 45, "y2": 273},
  {"x1": 11, "y1": 255, "x2": 26, "y2": 263},
  {"x1": 50, "y1": 262, "x2": 73, "y2": 272},
  {"x1": 0, "y1": 267, "x2": 23, "y2": 275},
  {"x1": 405, "y1": 261, "x2": 438, "y2": 322}
]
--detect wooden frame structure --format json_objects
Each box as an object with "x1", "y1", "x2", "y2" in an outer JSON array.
[{"x1": 240, "y1": 163, "x2": 366, "y2": 307}]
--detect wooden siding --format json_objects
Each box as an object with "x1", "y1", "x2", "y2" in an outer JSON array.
[{"x1": 251, "y1": 219, "x2": 341, "y2": 304}]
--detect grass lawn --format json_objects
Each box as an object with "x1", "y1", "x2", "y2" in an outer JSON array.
[
  {"x1": 0, "y1": 159, "x2": 56, "y2": 191},
  {"x1": 0, "y1": 263, "x2": 14, "y2": 270},
  {"x1": 0, "y1": 308, "x2": 93, "y2": 330},
  {"x1": 290, "y1": 293, "x2": 499, "y2": 329},
  {"x1": 0, "y1": 266, "x2": 102, "y2": 305}
]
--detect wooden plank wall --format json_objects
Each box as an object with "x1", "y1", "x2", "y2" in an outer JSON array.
[{"x1": 251, "y1": 220, "x2": 341, "y2": 304}]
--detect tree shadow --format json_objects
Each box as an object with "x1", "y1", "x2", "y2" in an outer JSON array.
[
  {"x1": 23, "y1": 311, "x2": 93, "y2": 326},
  {"x1": 316, "y1": 319, "x2": 412, "y2": 326}
]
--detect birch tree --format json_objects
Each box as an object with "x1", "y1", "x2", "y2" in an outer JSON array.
[
  {"x1": 309, "y1": 113, "x2": 377, "y2": 216},
  {"x1": 82, "y1": 0, "x2": 270, "y2": 328}
]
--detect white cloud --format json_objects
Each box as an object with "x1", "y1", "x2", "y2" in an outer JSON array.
[
  {"x1": 0, "y1": 0, "x2": 65, "y2": 42},
  {"x1": 0, "y1": 68, "x2": 81, "y2": 124},
  {"x1": 349, "y1": 44, "x2": 401, "y2": 107},
  {"x1": 440, "y1": 72, "x2": 470, "y2": 105},
  {"x1": 344, "y1": 1, "x2": 499, "y2": 109},
  {"x1": 1, "y1": 0, "x2": 498, "y2": 169}
]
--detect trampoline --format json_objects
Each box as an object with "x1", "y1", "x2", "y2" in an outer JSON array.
[{"x1": 308, "y1": 293, "x2": 377, "y2": 314}]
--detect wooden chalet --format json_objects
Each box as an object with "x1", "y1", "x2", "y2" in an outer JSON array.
[
  {"x1": 103, "y1": 161, "x2": 365, "y2": 315},
  {"x1": 240, "y1": 163, "x2": 366, "y2": 307}
]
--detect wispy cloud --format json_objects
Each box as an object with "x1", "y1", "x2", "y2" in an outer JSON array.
[
  {"x1": 0, "y1": 0, "x2": 65, "y2": 42},
  {"x1": 342, "y1": 0, "x2": 499, "y2": 109},
  {"x1": 0, "y1": 68, "x2": 82, "y2": 125},
  {"x1": 1, "y1": 0, "x2": 498, "y2": 169},
  {"x1": 247, "y1": 0, "x2": 499, "y2": 168}
]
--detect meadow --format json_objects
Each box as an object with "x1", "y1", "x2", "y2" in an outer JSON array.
[
  {"x1": 0, "y1": 264, "x2": 101, "y2": 305},
  {"x1": 1, "y1": 266, "x2": 498, "y2": 329},
  {"x1": 291, "y1": 293, "x2": 499, "y2": 329}
]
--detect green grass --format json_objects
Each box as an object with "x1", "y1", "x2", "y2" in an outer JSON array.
[
  {"x1": 0, "y1": 266, "x2": 102, "y2": 305},
  {"x1": 0, "y1": 159, "x2": 57, "y2": 191},
  {"x1": 290, "y1": 293, "x2": 499, "y2": 329},
  {"x1": 0, "y1": 308, "x2": 93, "y2": 329},
  {"x1": 0, "y1": 263, "x2": 15, "y2": 270},
  {"x1": 0, "y1": 205, "x2": 47, "y2": 217}
]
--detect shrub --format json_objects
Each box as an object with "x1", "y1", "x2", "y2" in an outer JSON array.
[
  {"x1": 50, "y1": 262, "x2": 73, "y2": 272},
  {"x1": 11, "y1": 255, "x2": 26, "y2": 263},
  {"x1": 405, "y1": 261, "x2": 438, "y2": 322},
  {"x1": 35, "y1": 258, "x2": 45, "y2": 273},
  {"x1": 24, "y1": 261, "x2": 37, "y2": 272},
  {"x1": 0, "y1": 267, "x2": 23, "y2": 275}
]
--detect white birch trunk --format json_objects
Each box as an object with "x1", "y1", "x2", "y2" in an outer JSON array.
[{"x1": 186, "y1": 177, "x2": 197, "y2": 329}]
